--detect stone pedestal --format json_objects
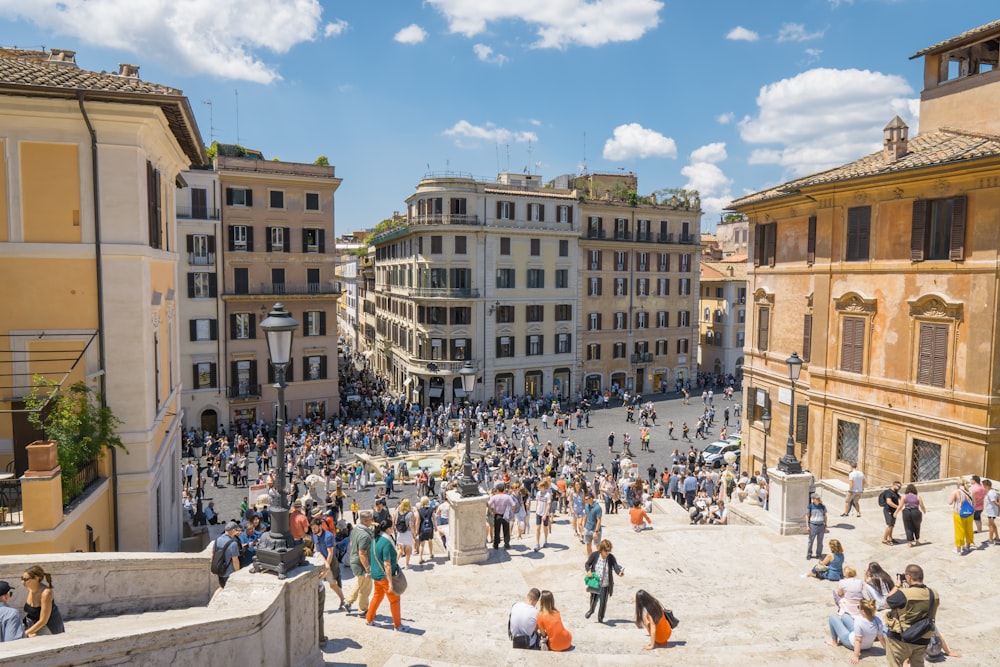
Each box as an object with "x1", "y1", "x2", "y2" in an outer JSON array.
[
  {"x1": 22, "y1": 440, "x2": 63, "y2": 532},
  {"x1": 446, "y1": 489, "x2": 488, "y2": 566},
  {"x1": 764, "y1": 468, "x2": 812, "y2": 535}
]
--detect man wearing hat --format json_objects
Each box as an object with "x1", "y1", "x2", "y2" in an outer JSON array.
[
  {"x1": 806, "y1": 494, "x2": 828, "y2": 560},
  {"x1": 289, "y1": 500, "x2": 309, "y2": 544},
  {"x1": 0, "y1": 580, "x2": 24, "y2": 641},
  {"x1": 215, "y1": 521, "x2": 242, "y2": 591}
]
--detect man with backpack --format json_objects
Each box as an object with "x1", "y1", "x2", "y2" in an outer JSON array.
[
  {"x1": 879, "y1": 481, "x2": 902, "y2": 545},
  {"x1": 211, "y1": 521, "x2": 242, "y2": 592}
]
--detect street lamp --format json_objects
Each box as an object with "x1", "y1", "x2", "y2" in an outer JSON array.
[
  {"x1": 761, "y1": 409, "x2": 772, "y2": 480},
  {"x1": 254, "y1": 303, "x2": 303, "y2": 578},
  {"x1": 776, "y1": 352, "x2": 803, "y2": 474},
  {"x1": 458, "y1": 361, "x2": 481, "y2": 497}
]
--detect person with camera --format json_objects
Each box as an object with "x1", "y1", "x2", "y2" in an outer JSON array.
[{"x1": 884, "y1": 564, "x2": 939, "y2": 667}]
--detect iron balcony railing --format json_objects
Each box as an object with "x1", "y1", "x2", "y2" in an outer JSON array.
[
  {"x1": 228, "y1": 384, "x2": 262, "y2": 399},
  {"x1": 407, "y1": 288, "x2": 480, "y2": 299},
  {"x1": 176, "y1": 206, "x2": 220, "y2": 220}
]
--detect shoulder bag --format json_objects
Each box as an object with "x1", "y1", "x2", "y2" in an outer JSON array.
[
  {"x1": 664, "y1": 608, "x2": 680, "y2": 629},
  {"x1": 390, "y1": 566, "x2": 408, "y2": 595},
  {"x1": 958, "y1": 491, "x2": 975, "y2": 518},
  {"x1": 584, "y1": 571, "x2": 601, "y2": 595},
  {"x1": 900, "y1": 588, "x2": 935, "y2": 643}
]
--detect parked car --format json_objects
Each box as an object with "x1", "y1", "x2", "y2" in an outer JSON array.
[{"x1": 701, "y1": 440, "x2": 741, "y2": 469}]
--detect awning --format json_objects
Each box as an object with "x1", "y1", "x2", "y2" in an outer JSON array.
[
  {"x1": 402, "y1": 378, "x2": 412, "y2": 388},
  {"x1": 453, "y1": 388, "x2": 466, "y2": 398},
  {"x1": 363, "y1": 350, "x2": 374, "y2": 358},
  {"x1": 428, "y1": 388, "x2": 444, "y2": 398}
]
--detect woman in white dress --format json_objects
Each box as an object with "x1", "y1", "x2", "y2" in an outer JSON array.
[{"x1": 394, "y1": 498, "x2": 415, "y2": 568}]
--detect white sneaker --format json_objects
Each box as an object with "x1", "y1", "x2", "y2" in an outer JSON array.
[{"x1": 534, "y1": 544, "x2": 540, "y2": 552}]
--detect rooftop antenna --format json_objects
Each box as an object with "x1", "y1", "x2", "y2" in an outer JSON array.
[
  {"x1": 201, "y1": 99, "x2": 215, "y2": 142},
  {"x1": 234, "y1": 89, "x2": 240, "y2": 145},
  {"x1": 582, "y1": 131, "x2": 588, "y2": 174},
  {"x1": 527, "y1": 139, "x2": 533, "y2": 174}
]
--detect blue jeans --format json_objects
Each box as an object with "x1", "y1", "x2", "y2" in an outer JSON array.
[
  {"x1": 828, "y1": 613, "x2": 855, "y2": 648},
  {"x1": 807, "y1": 523, "x2": 824, "y2": 557}
]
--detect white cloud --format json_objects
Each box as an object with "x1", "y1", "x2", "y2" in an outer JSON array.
[
  {"x1": 0, "y1": 0, "x2": 334, "y2": 84},
  {"x1": 443, "y1": 120, "x2": 538, "y2": 147},
  {"x1": 529, "y1": 118, "x2": 542, "y2": 126},
  {"x1": 726, "y1": 26, "x2": 759, "y2": 42},
  {"x1": 473, "y1": 43, "x2": 508, "y2": 65},
  {"x1": 324, "y1": 19, "x2": 348, "y2": 37},
  {"x1": 394, "y1": 24, "x2": 428, "y2": 44},
  {"x1": 716, "y1": 112, "x2": 735, "y2": 125},
  {"x1": 739, "y1": 68, "x2": 918, "y2": 176},
  {"x1": 777, "y1": 23, "x2": 825, "y2": 43},
  {"x1": 427, "y1": 0, "x2": 663, "y2": 49},
  {"x1": 682, "y1": 142, "x2": 732, "y2": 216},
  {"x1": 828, "y1": 0, "x2": 853, "y2": 7},
  {"x1": 602, "y1": 123, "x2": 677, "y2": 160}
]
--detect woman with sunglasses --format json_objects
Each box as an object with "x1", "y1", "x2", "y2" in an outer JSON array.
[{"x1": 21, "y1": 566, "x2": 64, "y2": 636}]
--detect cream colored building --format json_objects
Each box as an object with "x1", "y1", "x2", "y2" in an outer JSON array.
[
  {"x1": 731, "y1": 20, "x2": 1000, "y2": 483},
  {"x1": 698, "y1": 259, "x2": 747, "y2": 379},
  {"x1": 0, "y1": 48, "x2": 204, "y2": 552}
]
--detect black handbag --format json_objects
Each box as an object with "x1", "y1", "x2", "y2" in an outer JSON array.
[
  {"x1": 664, "y1": 608, "x2": 680, "y2": 629},
  {"x1": 900, "y1": 588, "x2": 935, "y2": 643}
]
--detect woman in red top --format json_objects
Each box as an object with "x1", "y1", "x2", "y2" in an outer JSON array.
[
  {"x1": 536, "y1": 590, "x2": 573, "y2": 651},
  {"x1": 634, "y1": 589, "x2": 671, "y2": 650}
]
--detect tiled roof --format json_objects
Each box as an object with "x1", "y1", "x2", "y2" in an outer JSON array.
[
  {"x1": 701, "y1": 260, "x2": 747, "y2": 281},
  {"x1": 483, "y1": 186, "x2": 576, "y2": 199},
  {"x1": 910, "y1": 19, "x2": 1000, "y2": 59},
  {"x1": 0, "y1": 49, "x2": 204, "y2": 165},
  {"x1": 724, "y1": 252, "x2": 749, "y2": 264},
  {"x1": 729, "y1": 127, "x2": 1000, "y2": 208}
]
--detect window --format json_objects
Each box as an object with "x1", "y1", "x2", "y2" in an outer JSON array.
[
  {"x1": 455, "y1": 236, "x2": 467, "y2": 254},
  {"x1": 589, "y1": 250, "x2": 602, "y2": 270},
  {"x1": 738, "y1": 309, "x2": 746, "y2": 324},
  {"x1": 704, "y1": 307, "x2": 711, "y2": 322},
  {"x1": 754, "y1": 222, "x2": 776, "y2": 267},
  {"x1": 680, "y1": 253, "x2": 691, "y2": 272},
  {"x1": 187, "y1": 234, "x2": 214, "y2": 265},
  {"x1": 451, "y1": 198, "x2": 467, "y2": 215},
  {"x1": 836, "y1": 420, "x2": 860, "y2": 464},
  {"x1": 500, "y1": 237, "x2": 511, "y2": 255},
  {"x1": 588, "y1": 216, "x2": 603, "y2": 238},
  {"x1": 451, "y1": 307, "x2": 472, "y2": 325},
  {"x1": 429, "y1": 268, "x2": 447, "y2": 288},
  {"x1": 636, "y1": 311, "x2": 648, "y2": 328},
  {"x1": 425, "y1": 306, "x2": 447, "y2": 324},
  {"x1": 555, "y1": 304, "x2": 572, "y2": 321},
  {"x1": 305, "y1": 192, "x2": 320, "y2": 211},
  {"x1": 657, "y1": 311, "x2": 668, "y2": 328},
  {"x1": 496, "y1": 268, "x2": 515, "y2": 288},
  {"x1": 679, "y1": 278, "x2": 691, "y2": 296},
  {"x1": 496, "y1": 305, "x2": 515, "y2": 323},
  {"x1": 226, "y1": 187, "x2": 252, "y2": 207},
  {"x1": 496, "y1": 336, "x2": 514, "y2": 358},
  {"x1": 615, "y1": 251, "x2": 629, "y2": 271},
  {"x1": 911, "y1": 196, "x2": 967, "y2": 261},
  {"x1": 559, "y1": 240, "x2": 569, "y2": 257},
  {"x1": 715, "y1": 287, "x2": 724, "y2": 298},
  {"x1": 530, "y1": 238, "x2": 541, "y2": 256},
  {"x1": 450, "y1": 338, "x2": 470, "y2": 360},
  {"x1": 307, "y1": 268, "x2": 320, "y2": 291},
  {"x1": 658, "y1": 253, "x2": 670, "y2": 272},
  {"x1": 193, "y1": 362, "x2": 217, "y2": 390},
  {"x1": 655, "y1": 339, "x2": 668, "y2": 355},
  {"x1": 614, "y1": 218, "x2": 629, "y2": 240},
  {"x1": 430, "y1": 338, "x2": 444, "y2": 360},
  {"x1": 189, "y1": 318, "x2": 218, "y2": 341},
  {"x1": 269, "y1": 190, "x2": 284, "y2": 209},
  {"x1": 807, "y1": 215, "x2": 817, "y2": 264},
  {"x1": 802, "y1": 314, "x2": 813, "y2": 363},
  {"x1": 757, "y1": 307, "x2": 770, "y2": 351},
  {"x1": 526, "y1": 305, "x2": 544, "y2": 322},
  {"x1": 586, "y1": 343, "x2": 601, "y2": 360},
  {"x1": 232, "y1": 313, "x2": 255, "y2": 340},
  {"x1": 911, "y1": 439, "x2": 941, "y2": 481},
  {"x1": 657, "y1": 278, "x2": 669, "y2": 296},
  {"x1": 303, "y1": 228, "x2": 324, "y2": 253},
  {"x1": 271, "y1": 268, "x2": 285, "y2": 292},
  {"x1": 557, "y1": 205, "x2": 572, "y2": 223},
  {"x1": 431, "y1": 236, "x2": 443, "y2": 254},
  {"x1": 614, "y1": 278, "x2": 627, "y2": 296},
  {"x1": 588, "y1": 313, "x2": 602, "y2": 331},
  {"x1": 840, "y1": 316, "x2": 865, "y2": 373},
  {"x1": 188, "y1": 272, "x2": 217, "y2": 298},
  {"x1": 636, "y1": 278, "x2": 648, "y2": 296},
  {"x1": 497, "y1": 200, "x2": 514, "y2": 220},
  {"x1": 613, "y1": 342, "x2": 626, "y2": 359},
  {"x1": 916, "y1": 322, "x2": 948, "y2": 387},
  {"x1": 528, "y1": 203, "x2": 544, "y2": 222},
  {"x1": 305, "y1": 311, "x2": 326, "y2": 336},
  {"x1": 268, "y1": 226, "x2": 287, "y2": 252},
  {"x1": 557, "y1": 333, "x2": 571, "y2": 354},
  {"x1": 555, "y1": 269, "x2": 569, "y2": 288},
  {"x1": 637, "y1": 252, "x2": 648, "y2": 271},
  {"x1": 229, "y1": 225, "x2": 250, "y2": 251},
  {"x1": 614, "y1": 312, "x2": 626, "y2": 330},
  {"x1": 233, "y1": 267, "x2": 249, "y2": 294},
  {"x1": 527, "y1": 269, "x2": 545, "y2": 288},
  {"x1": 846, "y1": 206, "x2": 871, "y2": 261},
  {"x1": 677, "y1": 338, "x2": 689, "y2": 354},
  {"x1": 305, "y1": 355, "x2": 328, "y2": 381},
  {"x1": 589, "y1": 277, "x2": 602, "y2": 296},
  {"x1": 526, "y1": 335, "x2": 543, "y2": 356},
  {"x1": 679, "y1": 310, "x2": 690, "y2": 327}
]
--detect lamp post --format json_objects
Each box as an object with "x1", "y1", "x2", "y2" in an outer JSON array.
[
  {"x1": 776, "y1": 352, "x2": 803, "y2": 474},
  {"x1": 761, "y1": 409, "x2": 772, "y2": 480},
  {"x1": 458, "y1": 361, "x2": 481, "y2": 497},
  {"x1": 253, "y1": 303, "x2": 303, "y2": 579}
]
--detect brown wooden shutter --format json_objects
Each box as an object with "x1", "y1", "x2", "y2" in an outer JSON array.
[
  {"x1": 949, "y1": 195, "x2": 967, "y2": 261},
  {"x1": 209, "y1": 363, "x2": 217, "y2": 389},
  {"x1": 283, "y1": 227, "x2": 290, "y2": 253},
  {"x1": 746, "y1": 389, "x2": 756, "y2": 422},
  {"x1": 538, "y1": 204, "x2": 545, "y2": 222},
  {"x1": 931, "y1": 323, "x2": 948, "y2": 387},
  {"x1": 249, "y1": 314, "x2": 256, "y2": 340},
  {"x1": 249, "y1": 360, "x2": 258, "y2": 386},
  {"x1": 916, "y1": 322, "x2": 933, "y2": 385},
  {"x1": 802, "y1": 313, "x2": 813, "y2": 363},
  {"x1": 318, "y1": 229, "x2": 325, "y2": 254},
  {"x1": 841, "y1": 317, "x2": 864, "y2": 373},
  {"x1": 207, "y1": 236, "x2": 216, "y2": 253},
  {"x1": 320, "y1": 311, "x2": 327, "y2": 335},
  {"x1": 496, "y1": 201, "x2": 502, "y2": 219},
  {"x1": 193, "y1": 364, "x2": 202, "y2": 389},
  {"x1": 910, "y1": 200, "x2": 927, "y2": 262},
  {"x1": 230, "y1": 361, "x2": 238, "y2": 390},
  {"x1": 245, "y1": 189, "x2": 253, "y2": 207},
  {"x1": 228, "y1": 225, "x2": 236, "y2": 251},
  {"x1": 245, "y1": 226, "x2": 254, "y2": 251},
  {"x1": 757, "y1": 308, "x2": 769, "y2": 351},
  {"x1": 210, "y1": 319, "x2": 218, "y2": 340},
  {"x1": 567, "y1": 207, "x2": 573, "y2": 224},
  {"x1": 186, "y1": 234, "x2": 194, "y2": 252},
  {"x1": 189, "y1": 319, "x2": 198, "y2": 341},
  {"x1": 766, "y1": 223, "x2": 777, "y2": 267},
  {"x1": 226, "y1": 188, "x2": 234, "y2": 206},
  {"x1": 807, "y1": 216, "x2": 816, "y2": 264},
  {"x1": 230, "y1": 314, "x2": 238, "y2": 339},
  {"x1": 795, "y1": 404, "x2": 809, "y2": 446},
  {"x1": 265, "y1": 227, "x2": 273, "y2": 252},
  {"x1": 208, "y1": 274, "x2": 217, "y2": 297},
  {"x1": 753, "y1": 224, "x2": 762, "y2": 267}
]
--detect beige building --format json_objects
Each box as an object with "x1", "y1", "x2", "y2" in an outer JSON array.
[
  {"x1": 698, "y1": 258, "x2": 747, "y2": 379},
  {"x1": 0, "y1": 48, "x2": 204, "y2": 552},
  {"x1": 730, "y1": 19, "x2": 1000, "y2": 483}
]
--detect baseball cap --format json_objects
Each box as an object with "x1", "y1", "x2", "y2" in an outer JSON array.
[
  {"x1": 0, "y1": 581, "x2": 11, "y2": 596},
  {"x1": 225, "y1": 520, "x2": 241, "y2": 532}
]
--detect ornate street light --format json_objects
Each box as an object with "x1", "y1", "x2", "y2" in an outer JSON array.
[
  {"x1": 777, "y1": 352, "x2": 803, "y2": 474},
  {"x1": 761, "y1": 409, "x2": 772, "y2": 480},
  {"x1": 458, "y1": 361, "x2": 481, "y2": 497},
  {"x1": 254, "y1": 303, "x2": 303, "y2": 578}
]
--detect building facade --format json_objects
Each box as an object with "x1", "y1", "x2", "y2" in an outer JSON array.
[
  {"x1": 698, "y1": 259, "x2": 747, "y2": 379},
  {"x1": 0, "y1": 48, "x2": 204, "y2": 552},
  {"x1": 731, "y1": 20, "x2": 1000, "y2": 483}
]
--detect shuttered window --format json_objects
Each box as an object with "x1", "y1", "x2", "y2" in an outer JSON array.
[
  {"x1": 845, "y1": 206, "x2": 870, "y2": 261},
  {"x1": 757, "y1": 307, "x2": 770, "y2": 351},
  {"x1": 911, "y1": 195, "x2": 967, "y2": 262},
  {"x1": 754, "y1": 222, "x2": 777, "y2": 266},
  {"x1": 807, "y1": 216, "x2": 817, "y2": 264},
  {"x1": 795, "y1": 404, "x2": 809, "y2": 449},
  {"x1": 802, "y1": 314, "x2": 813, "y2": 363},
  {"x1": 916, "y1": 322, "x2": 948, "y2": 387},
  {"x1": 840, "y1": 317, "x2": 865, "y2": 373}
]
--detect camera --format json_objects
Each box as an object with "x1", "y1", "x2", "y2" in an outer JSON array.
[{"x1": 897, "y1": 573, "x2": 907, "y2": 587}]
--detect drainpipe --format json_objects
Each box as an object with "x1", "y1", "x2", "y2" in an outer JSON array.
[{"x1": 78, "y1": 90, "x2": 119, "y2": 552}]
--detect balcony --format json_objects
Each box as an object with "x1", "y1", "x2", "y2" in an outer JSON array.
[
  {"x1": 656, "y1": 233, "x2": 675, "y2": 243},
  {"x1": 630, "y1": 352, "x2": 653, "y2": 363},
  {"x1": 586, "y1": 229, "x2": 607, "y2": 239},
  {"x1": 635, "y1": 231, "x2": 653, "y2": 242},
  {"x1": 405, "y1": 355, "x2": 477, "y2": 374},
  {"x1": 228, "y1": 384, "x2": 262, "y2": 399},
  {"x1": 613, "y1": 231, "x2": 632, "y2": 241},
  {"x1": 679, "y1": 233, "x2": 696, "y2": 244},
  {"x1": 407, "y1": 287, "x2": 480, "y2": 299},
  {"x1": 188, "y1": 252, "x2": 215, "y2": 266},
  {"x1": 176, "y1": 205, "x2": 220, "y2": 220},
  {"x1": 224, "y1": 283, "x2": 342, "y2": 296},
  {"x1": 412, "y1": 214, "x2": 480, "y2": 226}
]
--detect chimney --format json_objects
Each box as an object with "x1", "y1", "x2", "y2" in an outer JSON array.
[
  {"x1": 883, "y1": 116, "x2": 909, "y2": 162},
  {"x1": 116, "y1": 63, "x2": 140, "y2": 78},
  {"x1": 47, "y1": 48, "x2": 77, "y2": 65}
]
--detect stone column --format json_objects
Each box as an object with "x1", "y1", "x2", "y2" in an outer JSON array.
[
  {"x1": 22, "y1": 440, "x2": 64, "y2": 532},
  {"x1": 764, "y1": 468, "x2": 811, "y2": 536},
  {"x1": 446, "y1": 489, "x2": 488, "y2": 566}
]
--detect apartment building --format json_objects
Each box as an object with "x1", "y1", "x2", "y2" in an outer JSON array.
[
  {"x1": 578, "y1": 175, "x2": 702, "y2": 396},
  {"x1": 370, "y1": 172, "x2": 579, "y2": 406},
  {"x1": 698, "y1": 258, "x2": 747, "y2": 379},
  {"x1": 0, "y1": 48, "x2": 204, "y2": 552},
  {"x1": 730, "y1": 19, "x2": 1000, "y2": 482}
]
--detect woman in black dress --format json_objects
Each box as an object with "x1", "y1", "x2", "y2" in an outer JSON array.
[{"x1": 21, "y1": 565, "x2": 64, "y2": 636}]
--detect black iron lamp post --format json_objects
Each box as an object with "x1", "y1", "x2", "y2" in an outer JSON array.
[
  {"x1": 776, "y1": 352, "x2": 803, "y2": 474},
  {"x1": 253, "y1": 303, "x2": 303, "y2": 579},
  {"x1": 761, "y1": 409, "x2": 772, "y2": 480},
  {"x1": 458, "y1": 361, "x2": 481, "y2": 497}
]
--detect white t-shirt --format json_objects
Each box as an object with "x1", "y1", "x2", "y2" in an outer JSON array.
[
  {"x1": 509, "y1": 601, "x2": 538, "y2": 640},
  {"x1": 535, "y1": 490, "x2": 552, "y2": 516},
  {"x1": 849, "y1": 615, "x2": 884, "y2": 650},
  {"x1": 985, "y1": 488, "x2": 1000, "y2": 518},
  {"x1": 848, "y1": 470, "x2": 865, "y2": 493}
]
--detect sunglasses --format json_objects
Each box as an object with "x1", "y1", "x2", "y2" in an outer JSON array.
[{"x1": 21, "y1": 576, "x2": 31, "y2": 582}]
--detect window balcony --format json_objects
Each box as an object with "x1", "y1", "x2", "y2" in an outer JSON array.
[
  {"x1": 635, "y1": 231, "x2": 653, "y2": 242},
  {"x1": 407, "y1": 287, "x2": 480, "y2": 299},
  {"x1": 188, "y1": 252, "x2": 215, "y2": 266},
  {"x1": 412, "y1": 214, "x2": 481, "y2": 226},
  {"x1": 630, "y1": 352, "x2": 653, "y2": 363},
  {"x1": 679, "y1": 233, "x2": 696, "y2": 244},
  {"x1": 587, "y1": 229, "x2": 607, "y2": 239},
  {"x1": 656, "y1": 233, "x2": 675, "y2": 243},
  {"x1": 176, "y1": 205, "x2": 220, "y2": 220},
  {"x1": 228, "y1": 384, "x2": 262, "y2": 399},
  {"x1": 613, "y1": 231, "x2": 632, "y2": 241}
]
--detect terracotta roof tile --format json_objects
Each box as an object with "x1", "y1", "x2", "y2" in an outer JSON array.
[
  {"x1": 910, "y1": 19, "x2": 1000, "y2": 59},
  {"x1": 729, "y1": 127, "x2": 1000, "y2": 208}
]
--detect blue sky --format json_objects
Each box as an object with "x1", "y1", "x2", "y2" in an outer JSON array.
[{"x1": 1, "y1": 1, "x2": 997, "y2": 233}]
